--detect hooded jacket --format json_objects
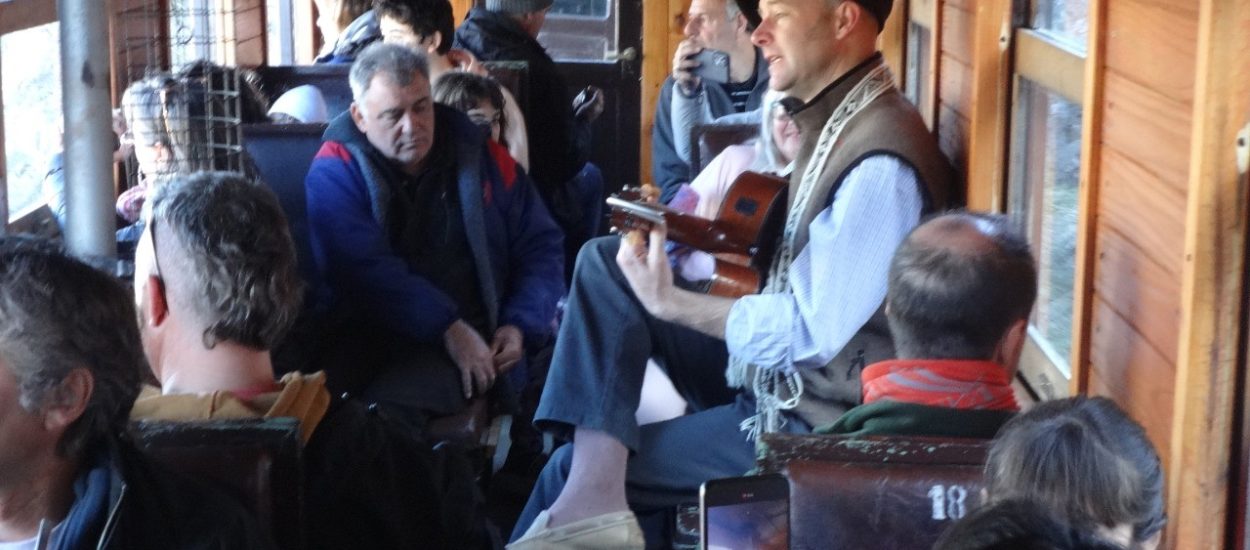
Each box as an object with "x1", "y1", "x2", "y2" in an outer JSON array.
[
  {"x1": 315, "y1": 10, "x2": 381, "y2": 64},
  {"x1": 304, "y1": 105, "x2": 564, "y2": 347},
  {"x1": 453, "y1": 8, "x2": 590, "y2": 195}
]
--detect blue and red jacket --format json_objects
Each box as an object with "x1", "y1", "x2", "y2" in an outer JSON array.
[{"x1": 305, "y1": 106, "x2": 564, "y2": 346}]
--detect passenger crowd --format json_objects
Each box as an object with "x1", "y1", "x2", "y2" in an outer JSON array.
[{"x1": 7, "y1": 0, "x2": 1166, "y2": 549}]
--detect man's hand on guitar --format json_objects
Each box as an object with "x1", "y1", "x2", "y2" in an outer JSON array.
[
  {"x1": 444, "y1": 319, "x2": 496, "y2": 399},
  {"x1": 617, "y1": 223, "x2": 676, "y2": 320}
]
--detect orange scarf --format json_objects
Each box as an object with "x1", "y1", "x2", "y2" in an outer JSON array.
[{"x1": 861, "y1": 359, "x2": 1018, "y2": 411}]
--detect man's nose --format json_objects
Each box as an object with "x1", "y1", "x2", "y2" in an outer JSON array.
[
  {"x1": 684, "y1": 18, "x2": 698, "y2": 37},
  {"x1": 751, "y1": 22, "x2": 771, "y2": 47}
]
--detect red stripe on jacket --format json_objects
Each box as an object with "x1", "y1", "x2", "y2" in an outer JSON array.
[{"x1": 315, "y1": 141, "x2": 352, "y2": 161}]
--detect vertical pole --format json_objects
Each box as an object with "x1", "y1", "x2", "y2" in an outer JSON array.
[{"x1": 59, "y1": 0, "x2": 117, "y2": 259}]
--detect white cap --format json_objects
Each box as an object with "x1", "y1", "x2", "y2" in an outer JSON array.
[{"x1": 268, "y1": 85, "x2": 329, "y2": 124}]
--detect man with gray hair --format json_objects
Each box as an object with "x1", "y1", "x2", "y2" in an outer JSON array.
[
  {"x1": 304, "y1": 43, "x2": 564, "y2": 430},
  {"x1": 654, "y1": 0, "x2": 770, "y2": 203},
  {"x1": 131, "y1": 171, "x2": 489, "y2": 548},
  {"x1": 0, "y1": 237, "x2": 268, "y2": 549}
]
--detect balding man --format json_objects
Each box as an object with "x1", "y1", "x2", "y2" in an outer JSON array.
[
  {"x1": 510, "y1": 0, "x2": 953, "y2": 547},
  {"x1": 818, "y1": 212, "x2": 1034, "y2": 437}
]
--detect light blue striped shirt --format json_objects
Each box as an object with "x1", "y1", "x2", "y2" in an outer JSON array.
[{"x1": 725, "y1": 155, "x2": 924, "y2": 371}]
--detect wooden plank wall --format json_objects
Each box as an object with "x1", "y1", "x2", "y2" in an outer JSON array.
[
  {"x1": 639, "y1": 0, "x2": 687, "y2": 186},
  {"x1": 1086, "y1": 0, "x2": 1199, "y2": 464},
  {"x1": 935, "y1": 0, "x2": 972, "y2": 186}
]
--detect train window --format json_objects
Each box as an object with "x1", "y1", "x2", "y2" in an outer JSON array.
[
  {"x1": 904, "y1": 22, "x2": 932, "y2": 127},
  {"x1": 1030, "y1": 0, "x2": 1088, "y2": 52},
  {"x1": 1007, "y1": 79, "x2": 1082, "y2": 375},
  {"x1": 267, "y1": 0, "x2": 295, "y2": 65},
  {"x1": 1006, "y1": 4, "x2": 1089, "y2": 393},
  {"x1": 537, "y1": 0, "x2": 617, "y2": 61},
  {"x1": 1, "y1": 21, "x2": 63, "y2": 221}
]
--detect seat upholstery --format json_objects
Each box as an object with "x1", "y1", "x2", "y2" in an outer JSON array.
[
  {"x1": 758, "y1": 433, "x2": 991, "y2": 550},
  {"x1": 133, "y1": 418, "x2": 305, "y2": 550}
]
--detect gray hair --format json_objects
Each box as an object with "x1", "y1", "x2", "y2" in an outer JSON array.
[
  {"x1": 886, "y1": 212, "x2": 1037, "y2": 360},
  {"x1": 986, "y1": 396, "x2": 1166, "y2": 545},
  {"x1": 0, "y1": 237, "x2": 145, "y2": 457},
  {"x1": 148, "y1": 171, "x2": 303, "y2": 351},
  {"x1": 349, "y1": 43, "x2": 431, "y2": 106}
]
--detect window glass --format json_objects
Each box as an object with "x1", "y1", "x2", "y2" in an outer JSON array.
[
  {"x1": 1007, "y1": 79, "x2": 1083, "y2": 375},
  {"x1": 2, "y1": 22, "x2": 63, "y2": 220},
  {"x1": 169, "y1": 0, "x2": 224, "y2": 66},
  {"x1": 267, "y1": 0, "x2": 294, "y2": 65},
  {"x1": 1031, "y1": 0, "x2": 1088, "y2": 52},
  {"x1": 537, "y1": 0, "x2": 617, "y2": 61},
  {"x1": 904, "y1": 22, "x2": 931, "y2": 126}
]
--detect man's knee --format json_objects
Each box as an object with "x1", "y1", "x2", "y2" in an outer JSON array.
[{"x1": 573, "y1": 236, "x2": 621, "y2": 278}]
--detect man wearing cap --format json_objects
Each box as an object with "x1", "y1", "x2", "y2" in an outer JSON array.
[
  {"x1": 455, "y1": 0, "x2": 605, "y2": 276},
  {"x1": 509, "y1": 0, "x2": 954, "y2": 548},
  {"x1": 653, "y1": 0, "x2": 771, "y2": 204}
]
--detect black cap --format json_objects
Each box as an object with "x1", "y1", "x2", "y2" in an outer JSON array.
[{"x1": 853, "y1": 0, "x2": 893, "y2": 33}]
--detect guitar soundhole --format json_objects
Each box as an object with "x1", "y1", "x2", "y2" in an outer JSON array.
[{"x1": 734, "y1": 197, "x2": 759, "y2": 217}]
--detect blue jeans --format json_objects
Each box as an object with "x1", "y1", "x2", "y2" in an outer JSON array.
[{"x1": 515, "y1": 237, "x2": 809, "y2": 547}]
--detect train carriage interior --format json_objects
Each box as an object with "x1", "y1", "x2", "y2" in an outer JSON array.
[{"x1": 0, "y1": 0, "x2": 1248, "y2": 548}]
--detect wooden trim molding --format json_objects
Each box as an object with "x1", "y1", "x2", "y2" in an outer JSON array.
[
  {"x1": 962, "y1": 0, "x2": 1013, "y2": 211},
  {"x1": 1068, "y1": 0, "x2": 1107, "y2": 395},
  {"x1": 909, "y1": 0, "x2": 934, "y2": 30},
  {"x1": 879, "y1": 0, "x2": 907, "y2": 79},
  {"x1": 1166, "y1": 0, "x2": 1250, "y2": 545},
  {"x1": 1014, "y1": 29, "x2": 1084, "y2": 104},
  {"x1": 0, "y1": 0, "x2": 56, "y2": 35}
]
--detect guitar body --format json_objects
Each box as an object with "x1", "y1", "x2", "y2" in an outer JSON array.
[{"x1": 607, "y1": 171, "x2": 788, "y2": 297}]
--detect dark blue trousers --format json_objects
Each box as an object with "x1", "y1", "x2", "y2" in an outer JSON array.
[{"x1": 515, "y1": 237, "x2": 808, "y2": 547}]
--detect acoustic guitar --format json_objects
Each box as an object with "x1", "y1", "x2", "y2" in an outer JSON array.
[{"x1": 607, "y1": 171, "x2": 789, "y2": 297}]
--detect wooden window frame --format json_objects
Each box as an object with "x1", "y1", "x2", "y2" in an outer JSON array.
[
  {"x1": 1004, "y1": 2, "x2": 1097, "y2": 401},
  {"x1": 905, "y1": 0, "x2": 939, "y2": 129}
]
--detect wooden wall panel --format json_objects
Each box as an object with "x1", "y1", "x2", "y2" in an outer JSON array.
[
  {"x1": 1104, "y1": 0, "x2": 1197, "y2": 105},
  {"x1": 640, "y1": 0, "x2": 685, "y2": 185},
  {"x1": 1093, "y1": 228, "x2": 1182, "y2": 365},
  {"x1": 938, "y1": 3, "x2": 972, "y2": 66},
  {"x1": 1097, "y1": 146, "x2": 1187, "y2": 273},
  {"x1": 1100, "y1": 70, "x2": 1193, "y2": 189},
  {"x1": 938, "y1": 54, "x2": 970, "y2": 117},
  {"x1": 1088, "y1": 297, "x2": 1176, "y2": 465}
]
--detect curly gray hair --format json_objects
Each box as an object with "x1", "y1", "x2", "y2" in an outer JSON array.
[
  {"x1": 0, "y1": 237, "x2": 145, "y2": 457},
  {"x1": 147, "y1": 171, "x2": 303, "y2": 351}
]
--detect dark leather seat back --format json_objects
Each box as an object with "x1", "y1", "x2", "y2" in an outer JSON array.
[
  {"x1": 133, "y1": 418, "x2": 304, "y2": 550},
  {"x1": 758, "y1": 433, "x2": 991, "y2": 550},
  {"x1": 241, "y1": 122, "x2": 327, "y2": 288},
  {"x1": 690, "y1": 122, "x2": 760, "y2": 174},
  {"x1": 254, "y1": 65, "x2": 353, "y2": 119}
]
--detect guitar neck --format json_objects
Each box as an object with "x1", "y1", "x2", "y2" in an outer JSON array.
[{"x1": 606, "y1": 197, "x2": 752, "y2": 254}]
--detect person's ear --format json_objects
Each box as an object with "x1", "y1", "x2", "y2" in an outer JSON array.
[
  {"x1": 419, "y1": 31, "x2": 442, "y2": 54},
  {"x1": 350, "y1": 101, "x2": 367, "y2": 132},
  {"x1": 994, "y1": 318, "x2": 1029, "y2": 376},
  {"x1": 832, "y1": 0, "x2": 862, "y2": 40},
  {"x1": 42, "y1": 368, "x2": 93, "y2": 433},
  {"x1": 142, "y1": 274, "x2": 170, "y2": 328}
]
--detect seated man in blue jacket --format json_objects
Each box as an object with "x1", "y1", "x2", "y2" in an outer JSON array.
[{"x1": 304, "y1": 43, "x2": 564, "y2": 426}]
